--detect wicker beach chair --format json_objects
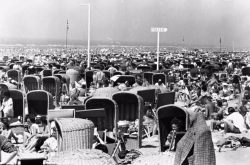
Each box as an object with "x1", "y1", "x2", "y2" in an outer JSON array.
[
  {"x1": 55, "y1": 118, "x2": 94, "y2": 152},
  {"x1": 103, "y1": 70, "x2": 111, "y2": 79},
  {"x1": 53, "y1": 69, "x2": 62, "y2": 75},
  {"x1": 48, "y1": 109, "x2": 75, "y2": 121},
  {"x1": 23, "y1": 75, "x2": 41, "y2": 93},
  {"x1": 40, "y1": 69, "x2": 52, "y2": 78},
  {"x1": 157, "y1": 105, "x2": 188, "y2": 152},
  {"x1": 137, "y1": 66, "x2": 151, "y2": 72},
  {"x1": 156, "y1": 92, "x2": 175, "y2": 109},
  {"x1": 113, "y1": 75, "x2": 136, "y2": 87},
  {"x1": 166, "y1": 76, "x2": 176, "y2": 84},
  {"x1": 0, "y1": 83, "x2": 17, "y2": 104},
  {"x1": 137, "y1": 89, "x2": 155, "y2": 106},
  {"x1": 85, "y1": 97, "x2": 118, "y2": 134},
  {"x1": 35, "y1": 66, "x2": 45, "y2": 74},
  {"x1": 0, "y1": 66, "x2": 10, "y2": 72},
  {"x1": 7, "y1": 69, "x2": 22, "y2": 83},
  {"x1": 112, "y1": 92, "x2": 144, "y2": 150},
  {"x1": 113, "y1": 71, "x2": 123, "y2": 76},
  {"x1": 61, "y1": 105, "x2": 85, "y2": 111},
  {"x1": 242, "y1": 67, "x2": 250, "y2": 76},
  {"x1": 27, "y1": 90, "x2": 54, "y2": 116},
  {"x1": 129, "y1": 86, "x2": 150, "y2": 95},
  {"x1": 45, "y1": 149, "x2": 116, "y2": 165},
  {"x1": 152, "y1": 73, "x2": 166, "y2": 85},
  {"x1": 54, "y1": 74, "x2": 70, "y2": 91},
  {"x1": 143, "y1": 72, "x2": 154, "y2": 85},
  {"x1": 42, "y1": 76, "x2": 61, "y2": 106},
  {"x1": 9, "y1": 89, "x2": 25, "y2": 122},
  {"x1": 75, "y1": 108, "x2": 107, "y2": 131},
  {"x1": 21, "y1": 65, "x2": 29, "y2": 76},
  {"x1": 92, "y1": 87, "x2": 119, "y2": 98},
  {"x1": 8, "y1": 63, "x2": 14, "y2": 69}
]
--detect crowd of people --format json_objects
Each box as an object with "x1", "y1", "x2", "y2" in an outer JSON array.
[{"x1": 0, "y1": 48, "x2": 250, "y2": 163}]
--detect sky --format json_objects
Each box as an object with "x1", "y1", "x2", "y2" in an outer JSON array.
[{"x1": 0, "y1": 0, "x2": 250, "y2": 48}]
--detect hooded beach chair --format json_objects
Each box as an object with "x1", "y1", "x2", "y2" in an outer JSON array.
[
  {"x1": 40, "y1": 69, "x2": 52, "y2": 78},
  {"x1": 143, "y1": 72, "x2": 154, "y2": 85},
  {"x1": 23, "y1": 75, "x2": 41, "y2": 93},
  {"x1": 156, "y1": 92, "x2": 175, "y2": 109},
  {"x1": 113, "y1": 75, "x2": 136, "y2": 87},
  {"x1": 27, "y1": 90, "x2": 54, "y2": 116},
  {"x1": 54, "y1": 74, "x2": 70, "y2": 92},
  {"x1": 9, "y1": 89, "x2": 25, "y2": 123},
  {"x1": 85, "y1": 97, "x2": 119, "y2": 134},
  {"x1": 152, "y1": 73, "x2": 166, "y2": 85},
  {"x1": 112, "y1": 92, "x2": 144, "y2": 150},
  {"x1": 7, "y1": 69, "x2": 22, "y2": 83},
  {"x1": 156, "y1": 105, "x2": 188, "y2": 152},
  {"x1": 42, "y1": 76, "x2": 61, "y2": 106}
]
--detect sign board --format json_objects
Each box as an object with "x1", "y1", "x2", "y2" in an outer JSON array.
[{"x1": 151, "y1": 27, "x2": 167, "y2": 33}]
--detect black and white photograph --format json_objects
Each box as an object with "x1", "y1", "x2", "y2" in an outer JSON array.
[{"x1": 0, "y1": 0, "x2": 250, "y2": 164}]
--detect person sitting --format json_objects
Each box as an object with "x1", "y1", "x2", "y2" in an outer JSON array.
[
  {"x1": 69, "y1": 82, "x2": 80, "y2": 98},
  {"x1": 60, "y1": 77, "x2": 70, "y2": 105},
  {"x1": 132, "y1": 75, "x2": 143, "y2": 88},
  {"x1": 223, "y1": 106, "x2": 250, "y2": 135},
  {"x1": 155, "y1": 79, "x2": 166, "y2": 88},
  {"x1": 40, "y1": 126, "x2": 58, "y2": 154},
  {"x1": 108, "y1": 63, "x2": 118, "y2": 75},
  {"x1": 22, "y1": 116, "x2": 50, "y2": 153},
  {"x1": 219, "y1": 83, "x2": 233, "y2": 100},
  {"x1": 0, "y1": 118, "x2": 18, "y2": 143},
  {"x1": 68, "y1": 94, "x2": 83, "y2": 105},
  {"x1": 165, "y1": 118, "x2": 183, "y2": 151},
  {"x1": 0, "y1": 134, "x2": 18, "y2": 164},
  {"x1": 0, "y1": 89, "x2": 14, "y2": 119},
  {"x1": 23, "y1": 114, "x2": 40, "y2": 144}
]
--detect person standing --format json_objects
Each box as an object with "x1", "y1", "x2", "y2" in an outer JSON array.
[{"x1": 96, "y1": 66, "x2": 105, "y2": 88}]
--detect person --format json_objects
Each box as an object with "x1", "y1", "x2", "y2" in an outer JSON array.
[
  {"x1": 0, "y1": 134, "x2": 17, "y2": 164},
  {"x1": 223, "y1": 106, "x2": 250, "y2": 135},
  {"x1": 219, "y1": 83, "x2": 233, "y2": 100},
  {"x1": 210, "y1": 107, "x2": 236, "y2": 132},
  {"x1": 69, "y1": 82, "x2": 80, "y2": 98},
  {"x1": 0, "y1": 89, "x2": 14, "y2": 119},
  {"x1": 0, "y1": 118, "x2": 18, "y2": 143},
  {"x1": 165, "y1": 118, "x2": 182, "y2": 151},
  {"x1": 108, "y1": 63, "x2": 118, "y2": 75},
  {"x1": 204, "y1": 96, "x2": 216, "y2": 120},
  {"x1": 96, "y1": 66, "x2": 106, "y2": 88},
  {"x1": 40, "y1": 126, "x2": 58, "y2": 153},
  {"x1": 155, "y1": 79, "x2": 166, "y2": 88},
  {"x1": 23, "y1": 116, "x2": 50, "y2": 152},
  {"x1": 23, "y1": 114, "x2": 40, "y2": 144},
  {"x1": 60, "y1": 77, "x2": 69, "y2": 105},
  {"x1": 68, "y1": 94, "x2": 83, "y2": 105},
  {"x1": 132, "y1": 75, "x2": 143, "y2": 87}
]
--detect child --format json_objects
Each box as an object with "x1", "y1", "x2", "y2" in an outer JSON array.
[{"x1": 165, "y1": 118, "x2": 183, "y2": 151}]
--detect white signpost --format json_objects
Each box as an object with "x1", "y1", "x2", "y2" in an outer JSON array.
[{"x1": 151, "y1": 27, "x2": 167, "y2": 70}]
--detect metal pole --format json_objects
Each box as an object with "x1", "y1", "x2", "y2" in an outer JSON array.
[
  {"x1": 233, "y1": 41, "x2": 234, "y2": 52},
  {"x1": 66, "y1": 25, "x2": 68, "y2": 53},
  {"x1": 87, "y1": 4, "x2": 91, "y2": 68},
  {"x1": 80, "y1": 4, "x2": 91, "y2": 68},
  {"x1": 157, "y1": 31, "x2": 160, "y2": 70}
]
